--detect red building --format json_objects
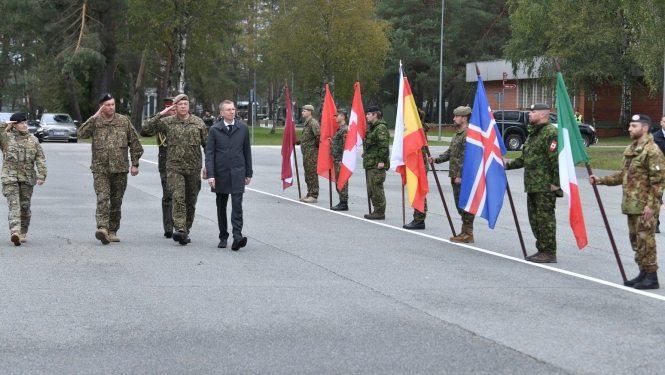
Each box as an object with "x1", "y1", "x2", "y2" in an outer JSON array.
[{"x1": 467, "y1": 60, "x2": 665, "y2": 137}]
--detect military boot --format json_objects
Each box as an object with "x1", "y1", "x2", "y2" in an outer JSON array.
[
  {"x1": 95, "y1": 228, "x2": 110, "y2": 245},
  {"x1": 624, "y1": 270, "x2": 647, "y2": 287},
  {"x1": 364, "y1": 211, "x2": 385, "y2": 220},
  {"x1": 303, "y1": 196, "x2": 317, "y2": 203},
  {"x1": 109, "y1": 232, "x2": 120, "y2": 242},
  {"x1": 19, "y1": 232, "x2": 27, "y2": 243},
  {"x1": 403, "y1": 220, "x2": 425, "y2": 230},
  {"x1": 634, "y1": 272, "x2": 659, "y2": 289},
  {"x1": 10, "y1": 232, "x2": 21, "y2": 246},
  {"x1": 299, "y1": 195, "x2": 309, "y2": 202},
  {"x1": 451, "y1": 224, "x2": 474, "y2": 243},
  {"x1": 331, "y1": 202, "x2": 349, "y2": 211},
  {"x1": 450, "y1": 224, "x2": 467, "y2": 242}
]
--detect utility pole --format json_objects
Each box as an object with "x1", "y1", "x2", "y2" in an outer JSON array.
[{"x1": 437, "y1": 0, "x2": 444, "y2": 141}]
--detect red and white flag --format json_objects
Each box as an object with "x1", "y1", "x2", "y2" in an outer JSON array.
[
  {"x1": 280, "y1": 86, "x2": 297, "y2": 190},
  {"x1": 317, "y1": 83, "x2": 338, "y2": 181},
  {"x1": 337, "y1": 82, "x2": 366, "y2": 190}
]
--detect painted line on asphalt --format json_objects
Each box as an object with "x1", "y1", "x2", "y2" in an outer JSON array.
[
  {"x1": 140, "y1": 158, "x2": 158, "y2": 165},
  {"x1": 247, "y1": 187, "x2": 665, "y2": 302}
]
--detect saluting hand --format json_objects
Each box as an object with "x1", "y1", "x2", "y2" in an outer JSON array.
[
  {"x1": 92, "y1": 107, "x2": 103, "y2": 119},
  {"x1": 160, "y1": 105, "x2": 176, "y2": 116}
]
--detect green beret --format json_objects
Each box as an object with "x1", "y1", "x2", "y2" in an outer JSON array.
[
  {"x1": 302, "y1": 105, "x2": 315, "y2": 112},
  {"x1": 453, "y1": 106, "x2": 472, "y2": 116}
]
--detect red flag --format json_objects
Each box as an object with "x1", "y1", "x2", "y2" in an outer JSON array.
[
  {"x1": 337, "y1": 82, "x2": 366, "y2": 190},
  {"x1": 317, "y1": 83, "x2": 338, "y2": 181},
  {"x1": 281, "y1": 87, "x2": 297, "y2": 190}
]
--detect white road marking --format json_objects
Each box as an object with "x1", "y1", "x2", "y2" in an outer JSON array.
[{"x1": 247, "y1": 187, "x2": 665, "y2": 302}]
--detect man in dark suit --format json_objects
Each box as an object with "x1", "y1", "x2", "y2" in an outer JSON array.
[{"x1": 204, "y1": 100, "x2": 253, "y2": 250}]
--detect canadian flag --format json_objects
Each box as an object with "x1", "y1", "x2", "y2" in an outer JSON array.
[{"x1": 337, "y1": 82, "x2": 366, "y2": 190}]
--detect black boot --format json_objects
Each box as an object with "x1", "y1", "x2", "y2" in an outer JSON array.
[
  {"x1": 623, "y1": 270, "x2": 647, "y2": 287},
  {"x1": 331, "y1": 202, "x2": 349, "y2": 211},
  {"x1": 403, "y1": 220, "x2": 425, "y2": 230},
  {"x1": 634, "y1": 272, "x2": 659, "y2": 289}
]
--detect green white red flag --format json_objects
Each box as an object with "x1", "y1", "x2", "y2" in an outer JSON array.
[{"x1": 556, "y1": 72, "x2": 589, "y2": 249}]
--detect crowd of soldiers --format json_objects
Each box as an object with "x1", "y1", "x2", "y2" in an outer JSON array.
[{"x1": 0, "y1": 99, "x2": 662, "y2": 289}]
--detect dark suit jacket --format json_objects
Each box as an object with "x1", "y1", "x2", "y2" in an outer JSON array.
[
  {"x1": 654, "y1": 129, "x2": 665, "y2": 157},
  {"x1": 205, "y1": 119, "x2": 253, "y2": 194}
]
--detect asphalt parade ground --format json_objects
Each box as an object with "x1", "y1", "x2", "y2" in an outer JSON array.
[{"x1": 1, "y1": 142, "x2": 664, "y2": 374}]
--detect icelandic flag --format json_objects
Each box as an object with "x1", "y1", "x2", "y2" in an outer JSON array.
[{"x1": 458, "y1": 75, "x2": 507, "y2": 228}]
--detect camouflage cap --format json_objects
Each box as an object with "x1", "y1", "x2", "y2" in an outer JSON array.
[
  {"x1": 530, "y1": 103, "x2": 550, "y2": 111},
  {"x1": 631, "y1": 114, "x2": 652, "y2": 125},
  {"x1": 453, "y1": 106, "x2": 472, "y2": 116},
  {"x1": 335, "y1": 108, "x2": 348, "y2": 116},
  {"x1": 173, "y1": 94, "x2": 189, "y2": 104},
  {"x1": 302, "y1": 104, "x2": 315, "y2": 112}
]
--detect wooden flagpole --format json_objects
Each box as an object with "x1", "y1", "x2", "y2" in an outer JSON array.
[{"x1": 424, "y1": 146, "x2": 457, "y2": 237}]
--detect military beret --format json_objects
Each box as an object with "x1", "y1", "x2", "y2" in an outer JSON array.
[
  {"x1": 335, "y1": 109, "x2": 348, "y2": 116},
  {"x1": 163, "y1": 97, "x2": 174, "y2": 106},
  {"x1": 302, "y1": 104, "x2": 315, "y2": 112},
  {"x1": 453, "y1": 106, "x2": 472, "y2": 116},
  {"x1": 173, "y1": 94, "x2": 189, "y2": 104},
  {"x1": 631, "y1": 114, "x2": 652, "y2": 125},
  {"x1": 9, "y1": 112, "x2": 28, "y2": 122},
  {"x1": 366, "y1": 105, "x2": 381, "y2": 113},
  {"x1": 530, "y1": 103, "x2": 550, "y2": 111},
  {"x1": 98, "y1": 93, "x2": 113, "y2": 104}
]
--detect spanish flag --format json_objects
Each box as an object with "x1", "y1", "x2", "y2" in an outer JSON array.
[{"x1": 390, "y1": 65, "x2": 429, "y2": 212}]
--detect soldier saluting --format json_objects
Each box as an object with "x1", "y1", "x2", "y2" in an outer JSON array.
[
  {"x1": 0, "y1": 112, "x2": 47, "y2": 245},
  {"x1": 79, "y1": 93, "x2": 144, "y2": 244},
  {"x1": 589, "y1": 114, "x2": 665, "y2": 289}
]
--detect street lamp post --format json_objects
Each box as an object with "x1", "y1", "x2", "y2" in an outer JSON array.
[{"x1": 437, "y1": 0, "x2": 444, "y2": 141}]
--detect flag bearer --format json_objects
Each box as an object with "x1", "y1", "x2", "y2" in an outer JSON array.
[
  {"x1": 299, "y1": 105, "x2": 320, "y2": 203},
  {"x1": 404, "y1": 108, "x2": 429, "y2": 230},
  {"x1": 504, "y1": 103, "x2": 561, "y2": 263},
  {"x1": 589, "y1": 114, "x2": 665, "y2": 289},
  {"x1": 363, "y1": 106, "x2": 390, "y2": 220},
  {"x1": 428, "y1": 106, "x2": 475, "y2": 242},
  {"x1": 330, "y1": 109, "x2": 349, "y2": 211}
]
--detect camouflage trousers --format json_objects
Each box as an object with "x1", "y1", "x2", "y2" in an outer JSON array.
[
  {"x1": 367, "y1": 168, "x2": 386, "y2": 214},
  {"x1": 93, "y1": 172, "x2": 127, "y2": 232},
  {"x1": 527, "y1": 192, "x2": 556, "y2": 255},
  {"x1": 167, "y1": 168, "x2": 201, "y2": 234},
  {"x1": 627, "y1": 214, "x2": 659, "y2": 273},
  {"x1": 333, "y1": 160, "x2": 348, "y2": 202},
  {"x1": 413, "y1": 171, "x2": 428, "y2": 221},
  {"x1": 302, "y1": 151, "x2": 319, "y2": 198},
  {"x1": 159, "y1": 151, "x2": 173, "y2": 233},
  {"x1": 452, "y1": 178, "x2": 475, "y2": 225},
  {"x1": 2, "y1": 182, "x2": 33, "y2": 234}
]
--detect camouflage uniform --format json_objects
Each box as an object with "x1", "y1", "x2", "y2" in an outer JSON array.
[
  {"x1": 301, "y1": 117, "x2": 320, "y2": 198},
  {"x1": 0, "y1": 127, "x2": 47, "y2": 235},
  {"x1": 413, "y1": 123, "x2": 430, "y2": 222},
  {"x1": 506, "y1": 121, "x2": 560, "y2": 255},
  {"x1": 202, "y1": 114, "x2": 215, "y2": 128},
  {"x1": 79, "y1": 114, "x2": 143, "y2": 234},
  {"x1": 363, "y1": 119, "x2": 390, "y2": 214},
  {"x1": 597, "y1": 134, "x2": 665, "y2": 273},
  {"x1": 434, "y1": 127, "x2": 474, "y2": 225},
  {"x1": 142, "y1": 114, "x2": 207, "y2": 234},
  {"x1": 330, "y1": 122, "x2": 349, "y2": 202},
  {"x1": 139, "y1": 127, "x2": 172, "y2": 235}
]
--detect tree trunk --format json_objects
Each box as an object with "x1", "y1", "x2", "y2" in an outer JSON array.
[
  {"x1": 130, "y1": 52, "x2": 146, "y2": 132},
  {"x1": 65, "y1": 73, "x2": 83, "y2": 125},
  {"x1": 619, "y1": 76, "x2": 632, "y2": 134},
  {"x1": 96, "y1": 11, "x2": 116, "y2": 98},
  {"x1": 271, "y1": 84, "x2": 285, "y2": 134}
]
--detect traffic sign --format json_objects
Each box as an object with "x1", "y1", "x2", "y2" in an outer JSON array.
[
  {"x1": 502, "y1": 72, "x2": 508, "y2": 81},
  {"x1": 503, "y1": 84, "x2": 517, "y2": 89},
  {"x1": 493, "y1": 92, "x2": 504, "y2": 104}
]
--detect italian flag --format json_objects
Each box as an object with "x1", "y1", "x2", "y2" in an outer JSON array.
[{"x1": 556, "y1": 72, "x2": 588, "y2": 249}]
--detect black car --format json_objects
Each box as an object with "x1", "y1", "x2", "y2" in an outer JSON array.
[{"x1": 492, "y1": 110, "x2": 598, "y2": 151}]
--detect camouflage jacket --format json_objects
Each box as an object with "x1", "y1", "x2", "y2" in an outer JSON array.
[
  {"x1": 79, "y1": 114, "x2": 144, "y2": 173},
  {"x1": 434, "y1": 126, "x2": 467, "y2": 178},
  {"x1": 142, "y1": 114, "x2": 207, "y2": 170},
  {"x1": 330, "y1": 123, "x2": 348, "y2": 161},
  {"x1": 0, "y1": 127, "x2": 47, "y2": 186},
  {"x1": 363, "y1": 119, "x2": 390, "y2": 170},
  {"x1": 506, "y1": 121, "x2": 560, "y2": 193},
  {"x1": 300, "y1": 117, "x2": 321, "y2": 155},
  {"x1": 598, "y1": 134, "x2": 665, "y2": 214}
]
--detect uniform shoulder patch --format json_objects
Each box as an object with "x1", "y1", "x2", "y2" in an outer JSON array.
[
  {"x1": 549, "y1": 140, "x2": 557, "y2": 151},
  {"x1": 655, "y1": 165, "x2": 661, "y2": 171}
]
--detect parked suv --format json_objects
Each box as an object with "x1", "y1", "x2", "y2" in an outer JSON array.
[
  {"x1": 0, "y1": 112, "x2": 44, "y2": 142},
  {"x1": 492, "y1": 110, "x2": 598, "y2": 151},
  {"x1": 39, "y1": 113, "x2": 78, "y2": 142}
]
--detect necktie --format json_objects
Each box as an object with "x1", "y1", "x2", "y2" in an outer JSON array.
[{"x1": 228, "y1": 124, "x2": 233, "y2": 132}]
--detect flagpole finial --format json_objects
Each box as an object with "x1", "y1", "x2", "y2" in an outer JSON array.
[
  {"x1": 554, "y1": 58, "x2": 561, "y2": 73},
  {"x1": 475, "y1": 63, "x2": 481, "y2": 77},
  {"x1": 356, "y1": 72, "x2": 359, "y2": 83},
  {"x1": 325, "y1": 76, "x2": 329, "y2": 85}
]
